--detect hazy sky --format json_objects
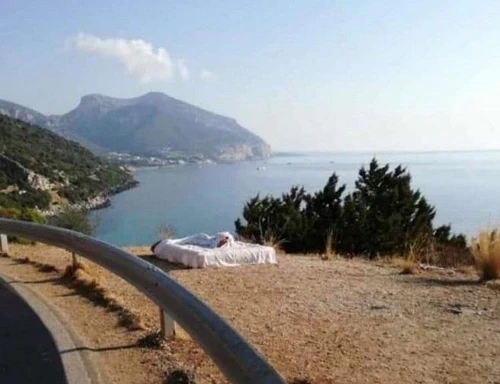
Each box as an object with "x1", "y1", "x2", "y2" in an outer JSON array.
[{"x1": 1, "y1": 1, "x2": 499, "y2": 151}]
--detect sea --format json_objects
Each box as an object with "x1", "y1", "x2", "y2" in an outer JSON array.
[{"x1": 92, "y1": 151, "x2": 500, "y2": 247}]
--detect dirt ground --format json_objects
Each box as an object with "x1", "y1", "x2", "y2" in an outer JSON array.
[{"x1": 1, "y1": 244, "x2": 499, "y2": 384}]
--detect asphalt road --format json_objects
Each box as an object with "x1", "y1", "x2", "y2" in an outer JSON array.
[{"x1": 0, "y1": 279, "x2": 67, "y2": 383}]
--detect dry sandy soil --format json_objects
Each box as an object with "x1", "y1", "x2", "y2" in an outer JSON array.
[{"x1": 1, "y1": 244, "x2": 499, "y2": 384}]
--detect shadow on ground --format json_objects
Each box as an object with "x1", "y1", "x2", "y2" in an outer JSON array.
[
  {"x1": 139, "y1": 254, "x2": 189, "y2": 273},
  {"x1": 60, "y1": 343, "x2": 140, "y2": 354},
  {"x1": 404, "y1": 276, "x2": 482, "y2": 287}
]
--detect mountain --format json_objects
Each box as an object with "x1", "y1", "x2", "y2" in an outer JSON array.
[
  {"x1": 0, "y1": 99, "x2": 52, "y2": 128},
  {"x1": 0, "y1": 114, "x2": 136, "y2": 212},
  {"x1": 0, "y1": 93, "x2": 271, "y2": 161}
]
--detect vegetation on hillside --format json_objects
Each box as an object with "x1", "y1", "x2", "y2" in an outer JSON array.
[
  {"x1": 0, "y1": 206, "x2": 45, "y2": 224},
  {"x1": 48, "y1": 208, "x2": 95, "y2": 236},
  {"x1": 0, "y1": 206, "x2": 46, "y2": 242},
  {"x1": 0, "y1": 114, "x2": 136, "y2": 211},
  {"x1": 236, "y1": 158, "x2": 467, "y2": 259}
]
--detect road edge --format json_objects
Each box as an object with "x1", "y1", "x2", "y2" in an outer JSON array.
[{"x1": 0, "y1": 268, "x2": 106, "y2": 384}]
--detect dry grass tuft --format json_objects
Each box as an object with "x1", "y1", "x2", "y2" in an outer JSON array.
[
  {"x1": 157, "y1": 223, "x2": 175, "y2": 240},
  {"x1": 400, "y1": 260, "x2": 417, "y2": 275},
  {"x1": 163, "y1": 369, "x2": 196, "y2": 384},
  {"x1": 406, "y1": 236, "x2": 430, "y2": 264},
  {"x1": 17, "y1": 256, "x2": 30, "y2": 264},
  {"x1": 0, "y1": 252, "x2": 9, "y2": 258},
  {"x1": 321, "y1": 231, "x2": 335, "y2": 261},
  {"x1": 471, "y1": 230, "x2": 500, "y2": 281},
  {"x1": 263, "y1": 234, "x2": 286, "y2": 254},
  {"x1": 391, "y1": 257, "x2": 418, "y2": 275},
  {"x1": 137, "y1": 330, "x2": 165, "y2": 349},
  {"x1": 395, "y1": 237, "x2": 429, "y2": 275},
  {"x1": 62, "y1": 261, "x2": 87, "y2": 279}
]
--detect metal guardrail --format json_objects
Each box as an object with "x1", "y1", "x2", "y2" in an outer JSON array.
[{"x1": 0, "y1": 218, "x2": 286, "y2": 384}]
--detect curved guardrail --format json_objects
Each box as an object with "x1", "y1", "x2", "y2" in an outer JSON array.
[{"x1": 0, "y1": 218, "x2": 286, "y2": 384}]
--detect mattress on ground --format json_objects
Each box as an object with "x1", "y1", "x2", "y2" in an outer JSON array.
[{"x1": 153, "y1": 240, "x2": 277, "y2": 268}]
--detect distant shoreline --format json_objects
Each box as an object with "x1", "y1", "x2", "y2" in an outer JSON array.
[
  {"x1": 86, "y1": 179, "x2": 140, "y2": 212},
  {"x1": 125, "y1": 156, "x2": 273, "y2": 172},
  {"x1": 272, "y1": 149, "x2": 500, "y2": 156},
  {"x1": 40, "y1": 179, "x2": 139, "y2": 217}
]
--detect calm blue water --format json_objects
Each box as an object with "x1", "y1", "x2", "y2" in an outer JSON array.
[{"x1": 93, "y1": 151, "x2": 500, "y2": 246}]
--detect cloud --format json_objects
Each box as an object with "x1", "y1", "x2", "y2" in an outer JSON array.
[
  {"x1": 177, "y1": 59, "x2": 189, "y2": 80},
  {"x1": 70, "y1": 33, "x2": 174, "y2": 83},
  {"x1": 200, "y1": 69, "x2": 215, "y2": 81}
]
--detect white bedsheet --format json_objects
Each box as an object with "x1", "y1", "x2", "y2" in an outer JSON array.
[{"x1": 152, "y1": 238, "x2": 277, "y2": 268}]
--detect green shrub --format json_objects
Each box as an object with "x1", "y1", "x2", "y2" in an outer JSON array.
[
  {"x1": 235, "y1": 187, "x2": 312, "y2": 252},
  {"x1": 48, "y1": 208, "x2": 95, "y2": 235},
  {"x1": 235, "y1": 158, "x2": 466, "y2": 258},
  {"x1": 0, "y1": 189, "x2": 51, "y2": 210},
  {"x1": 0, "y1": 206, "x2": 46, "y2": 243},
  {"x1": 434, "y1": 224, "x2": 467, "y2": 248},
  {"x1": 0, "y1": 206, "x2": 45, "y2": 223}
]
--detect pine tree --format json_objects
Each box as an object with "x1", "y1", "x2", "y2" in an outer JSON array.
[
  {"x1": 340, "y1": 158, "x2": 435, "y2": 257},
  {"x1": 305, "y1": 173, "x2": 346, "y2": 252}
]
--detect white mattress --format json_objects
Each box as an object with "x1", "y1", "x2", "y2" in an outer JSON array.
[{"x1": 152, "y1": 239, "x2": 277, "y2": 268}]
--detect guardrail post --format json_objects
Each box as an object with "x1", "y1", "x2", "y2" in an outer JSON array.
[
  {"x1": 159, "y1": 307, "x2": 175, "y2": 338},
  {"x1": 159, "y1": 269, "x2": 176, "y2": 338},
  {"x1": 0, "y1": 234, "x2": 8, "y2": 254}
]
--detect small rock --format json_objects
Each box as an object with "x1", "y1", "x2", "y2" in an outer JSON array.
[
  {"x1": 448, "y1": 307, "x2": 462, "y2": 315},
  {"x1": 447, "y1": 303, "x2": 468, "y2": 315},
  {"x1": 370, "y1": 305, "x2": 390, "y2": 310}
]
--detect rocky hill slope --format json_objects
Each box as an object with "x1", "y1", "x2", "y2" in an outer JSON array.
[
  {"x1": 0, "y1": 93, "x2": 271, "y2": 161},
  {"x1": 0, "y1": 114, "x2": 136, "y2": 213}
]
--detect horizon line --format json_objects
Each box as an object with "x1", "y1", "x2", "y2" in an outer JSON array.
[{"x1": 272, "y1": 148, "x2": 500, "y2": 155}]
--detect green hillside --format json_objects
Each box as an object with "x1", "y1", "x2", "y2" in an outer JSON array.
[{"x1": 0, "y1": 114, "x2": 136, "y2": 211}]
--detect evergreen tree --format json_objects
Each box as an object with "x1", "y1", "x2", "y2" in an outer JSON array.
[
  {"x1": 235, "y1": 186, "x2": 311, "y2": 252},
  {"x1": 304, "y1": 174, "x2": 345, "y2": 252},
  {"x1": 340, "y1": 159, "x2": 435, "y2": 257}
]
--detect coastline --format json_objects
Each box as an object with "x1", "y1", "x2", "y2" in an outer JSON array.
[
  {"x1": 40, "y1": 179, "x2": 139, "y2": 216},
  {"x1": 56, "y1": 155, "x2": 266, "y2": 216}
]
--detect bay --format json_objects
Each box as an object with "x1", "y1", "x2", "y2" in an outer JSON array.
[{"x1": 93, "y1": 151, "x2": 500, "y2": 247}]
